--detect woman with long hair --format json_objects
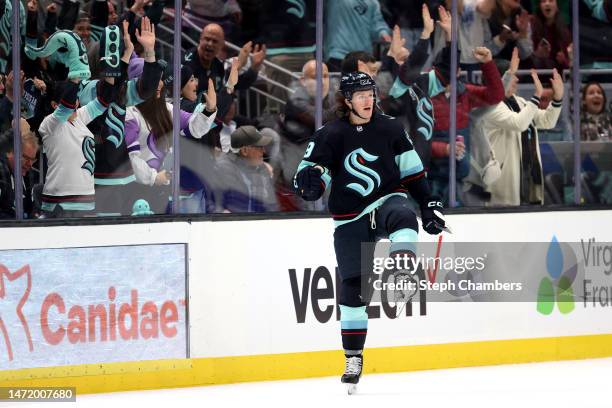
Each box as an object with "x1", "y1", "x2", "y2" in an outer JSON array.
[
  {"x1": 581, "y1": 81, "x2": 612, "y2": 141},
  {"x1": 530, "y1": 0, "x2": 571, "y2": 72},
  {"x1": 124, "y1": 60, "x2": 218, "y2": 212}
]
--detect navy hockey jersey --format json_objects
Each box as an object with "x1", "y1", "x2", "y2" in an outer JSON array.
[{"x1": 296, "y1": 112, "x2": 425, "y2": 226}]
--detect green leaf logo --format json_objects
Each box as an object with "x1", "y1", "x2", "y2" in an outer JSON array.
[{"x1": 537, "y1": 236, "x2": 575, "y2": 315}]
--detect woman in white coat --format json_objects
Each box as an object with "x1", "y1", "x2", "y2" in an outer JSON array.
[{"x1": 481, "y1": 60, "x2": 564, "y2": 206}]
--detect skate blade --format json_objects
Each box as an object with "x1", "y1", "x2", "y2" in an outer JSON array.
[
  {"x1": 395, "y1": 301, "x2": 407, "y2": 318},
  {"x1": 346, "y1": 383, "x2": 357, "y2": 395}
]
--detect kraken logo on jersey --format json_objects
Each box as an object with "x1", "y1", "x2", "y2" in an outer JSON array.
[
  {"x1": 344, "y1": 148, "x2": 380, "y2": 196},
  {"x1": 416, "y1": 97, "x2": 434, "y2": 140},
  {"x1": 105, "y1": 102, "x2": 126, "y2": 148},
  {"x1": 81, "y1": 137, "x2": 95, "y2": 175},
  {"x1": 407, "y1": 87, "x2": 433, "y2": 141},
  {"x1": 286, "y1": 0, "x2": 305, "y2": 18}
]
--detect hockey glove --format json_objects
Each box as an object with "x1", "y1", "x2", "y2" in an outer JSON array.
[
  {"x1": 99, "y1": 25, "x2": 123, "y2": 78},
  {"x1": 294, "y1": 166, "x2": 325, "y2": 201},
  {"x1": 420, "y1": 196, "x2": 445, "y2": 235},
  {"x1": 25, "y1": 30, "x2": 90, "y2": 79}
]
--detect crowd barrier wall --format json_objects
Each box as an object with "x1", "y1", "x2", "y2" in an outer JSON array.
[{"x1": 1, "y1": 210, "x2": 612, "y2": 393}]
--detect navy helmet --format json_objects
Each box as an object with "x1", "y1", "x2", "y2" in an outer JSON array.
[{"x1": 339, "y1": 71, "x2": 376, "y2": 100}]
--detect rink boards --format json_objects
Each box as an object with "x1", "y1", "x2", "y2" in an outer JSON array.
[{"x1": 1, "y1": 209, "x2": 612, "y2": 393}]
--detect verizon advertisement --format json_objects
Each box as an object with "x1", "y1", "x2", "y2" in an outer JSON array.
[
  {"x1": 188, "y1": 212, "x2": 612, "y2": 358},
  {"x1": 0, "y1": 244, "x2": 187, "y2": 370}
]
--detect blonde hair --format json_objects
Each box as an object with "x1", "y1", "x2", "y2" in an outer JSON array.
[{"x1": 22, "y1": 131, "x2": 39, "y2": 148}]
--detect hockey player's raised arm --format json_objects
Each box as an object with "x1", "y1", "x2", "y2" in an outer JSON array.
[{"x1": 293, "y1": 128, "x2": 334, "y2": 201}]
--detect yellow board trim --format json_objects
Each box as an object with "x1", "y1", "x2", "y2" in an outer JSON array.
[{"x1": 2, "y1": 334, "x2": 612, "y2": 395}]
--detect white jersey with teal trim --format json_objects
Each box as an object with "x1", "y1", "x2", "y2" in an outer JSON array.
[{"x1": 39, "y1": 107, "x2": 98, "y2": 199}]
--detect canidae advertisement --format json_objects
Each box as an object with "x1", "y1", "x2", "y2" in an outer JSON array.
[{"x1": 0, "y1": 244, "x2": 187, "y2": 370}]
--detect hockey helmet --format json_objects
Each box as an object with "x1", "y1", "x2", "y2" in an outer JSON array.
[{"x1": 339, "y1": 71, "x2": 376, "y2": 100}]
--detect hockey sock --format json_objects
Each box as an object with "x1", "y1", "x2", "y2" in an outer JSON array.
[
  {"x1": 339, "y1": 304, "x2": 368, "y2": 355},
  {"x1": 388, "y1": 229, "x2": 420, "y2": 308},
  {"x1": 389, "y1": 227, "x2": 418, "y2": 254}
]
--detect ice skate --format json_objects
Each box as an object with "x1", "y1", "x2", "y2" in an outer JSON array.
[{"x1": 341, "y1": 355, "x2": 363, "y2": 394}]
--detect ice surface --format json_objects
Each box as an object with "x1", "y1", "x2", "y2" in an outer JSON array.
[{"x1": 17, "y1": 357, "x2": 612, "y2": 408}]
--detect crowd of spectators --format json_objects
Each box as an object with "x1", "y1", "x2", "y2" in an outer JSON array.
[{"x1": 0, "y1": 0, "x2": 611, "y2": 219}]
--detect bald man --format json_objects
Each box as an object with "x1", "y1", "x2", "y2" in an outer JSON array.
[
  {"x1": 198, "y1": 24, "x2": 226, "y2": 69},
  {"x1": 0, "y1": 128, "x2": 40, "y2": 219},
  {"x1": 300, "y1": 60, "x2": 330, "y2": 100},
  {"x1": 183, "y1": 23, "x2": 259, "y2": 106},
  {"x1": 279, "y1": 60, "x2": 335, "y2": 197}
]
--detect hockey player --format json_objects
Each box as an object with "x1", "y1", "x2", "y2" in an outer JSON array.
[{"x1": 293, "y1": 71, "x2": 445, "y2": 393}]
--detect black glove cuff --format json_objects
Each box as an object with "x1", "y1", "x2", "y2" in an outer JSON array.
[
  {"x1": 58, "y1": 81, "x2": 80, "y2": 109},
  {"x1": 96, "y1": 79, "x2": 115, "y2": 107},
  {"x1": 422, "y1": 196, "x2": 443, "y2": 211}
]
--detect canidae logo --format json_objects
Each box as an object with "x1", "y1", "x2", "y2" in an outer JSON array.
[
  {"x1": 40, "y1": 287, "x2": 184, "y2": 345},
  {"x1": 0, "y1": 265, "x2": 34, "y2": 361},
  {"x1": 536, "y1": 236, "x2": 576, "y2": 315},
  {"x1": 0, "y1": 263, "x2": 185, "y2": 362}
]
